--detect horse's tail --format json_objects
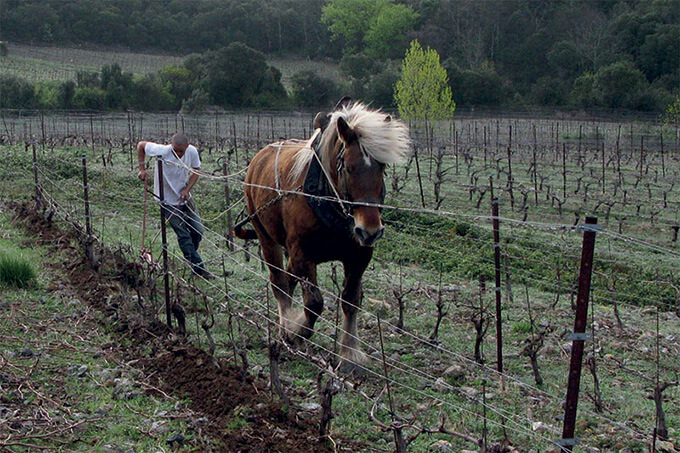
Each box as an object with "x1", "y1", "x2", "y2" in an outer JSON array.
[{"x1": 233, "y1": 225, "x2": 258, "y2": 240}]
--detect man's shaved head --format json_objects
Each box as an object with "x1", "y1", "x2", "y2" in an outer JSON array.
[{"x1": 171, "y1": 133, "x2": 189, "y2": 147}]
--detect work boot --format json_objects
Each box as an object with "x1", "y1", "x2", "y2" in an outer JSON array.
[{"x1": 193, "y1": 266, "x2": 216, "y2": 280}]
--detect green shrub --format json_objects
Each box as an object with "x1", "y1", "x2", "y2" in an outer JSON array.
[
  {"x1": 0, "y1": 252, "x2": 37, "y2": 288},
  {"x1": 511, "y1": 321, "x2": 533, "y2": 334}
]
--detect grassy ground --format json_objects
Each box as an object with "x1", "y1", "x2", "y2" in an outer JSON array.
[
  {"x1": 3, "y1": 43, "x2": 185, "y2": 81},
  {"x1": 1, "y1": 43, "x2": 341, "y2": 89},
  {"x1": 1, "y1": 128, "x2": 678, "y2": 452},
  {"x1": 0, "y1": 205, "x2": 220, "y2": 452}
]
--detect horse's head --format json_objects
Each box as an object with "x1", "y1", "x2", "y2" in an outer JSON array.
[{"x1": 333, "y1": 116, "x2": 388, "y2": 247}]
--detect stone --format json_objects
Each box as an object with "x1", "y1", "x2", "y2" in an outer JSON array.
[
  {"x1": 150, "y1": 421, "x2": 169, "y2": 435},
  {"x1": 74, "y1": 365, "x2": 89, "y2": 377},
  {"x1": 19, "y1": 348, "x2": 33, "y2": 357},
  {"x1": 443, "y1": 364, "x2": 465, "y2": 379},
  {"x1": 460, "y1": 386, "x2": 480, "y2": 398},
  {"x1": 300, "y1": 402, "x2": 321, "y2": 412},
  {"x1": 657, "y1": 441, "x2": 675, "y2": 452},
  {"x1": 167, "y1": 433, "x2": 184, "y2": 446},
  {"x1": 366, "y1": 298, "x2": 391, "y2": 316},
  {"x1": 433, "y1": 378, "x2": 448, "y2": 393},
  {"x1": 429, "y1": 439, "x2": 453, "y2": 452},
  {"x1": 95, "y1": 405, "x2": 113, "y2": 417}
]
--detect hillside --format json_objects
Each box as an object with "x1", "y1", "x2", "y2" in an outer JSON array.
[{"x1": 1, "y1": 42, "x2": 341, "y2": 91}]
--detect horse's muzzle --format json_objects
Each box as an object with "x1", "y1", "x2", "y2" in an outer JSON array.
[{"x1": 353, "y1": 225, "x2": 384, "y2": 247}]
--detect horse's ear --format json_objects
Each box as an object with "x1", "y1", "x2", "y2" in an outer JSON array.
[
  {"x1": 313, "y1": 111, "x2": 329, "y2": 131},
  {"x1": 336, "y1": 116, "x2": 357, "y2": 144},
  {"x1": 334, "y1": 96, "x2": 352, "y2": 111},
  {"x1": 384, "y1": 115, "x2": 391, "y2": 123}
]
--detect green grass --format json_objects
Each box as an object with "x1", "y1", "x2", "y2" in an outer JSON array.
[
  {"x1": 1, "y1": 43, "x2": 342, "y2": 89},
  {"x1": 3, "y1": 43, "x2": 184, "y2": 82},
  {"x1": 0, "y1": 208, "x2": 218, "y2": 451},
  {"x1": 1, "y1": 113, "x2": 679, "y2": 451},
  {"x1": 0, "y1": 251, "x2": 36, "y2": 288}
]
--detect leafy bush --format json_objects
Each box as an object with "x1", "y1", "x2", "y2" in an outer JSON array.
[
  {"x1": 72, "y1": 86, "x2": 106, "y2": 110},
  {"x1": 129, "y1": 74, "x2": 175, "y2": 111},
  {"x1": 0, "y1": 252, "x2": 36, "y2": 288},
  {"x1": 364, "y1": 62, "x2": 400, "y2": 109},
  {"x1": 594, "y1": 61, "x2": 648, "y2": 109},
  {"x1": 0, "y1": 75, "x2": 36, "y2": 109},
  {"x1": 446, "y1": 61, "x2": 505, "y2": 107},
  {"x1": 290, "y1": 70, "x2": 340, "y2": 108},
  {"x1": 191, "y1": 43, "x2": 289, "y2": 108}
]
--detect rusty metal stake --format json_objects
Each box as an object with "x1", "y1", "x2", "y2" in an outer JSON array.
[{"x1": 560, "y1": 216, "x2": 598, "y2": 451}]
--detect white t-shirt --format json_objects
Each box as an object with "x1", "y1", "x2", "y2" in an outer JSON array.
[{"x1": 144, "y1": 142, "x2": 201, "y2": 206}]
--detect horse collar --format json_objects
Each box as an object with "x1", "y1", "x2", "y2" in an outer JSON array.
[{"x1": 303, "y1": 146, "x2": 354, "y2": 237}]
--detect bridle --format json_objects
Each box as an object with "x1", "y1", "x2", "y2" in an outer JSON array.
[{"x1": 334, "y1": 141, "x2": 386, "y2": 215}]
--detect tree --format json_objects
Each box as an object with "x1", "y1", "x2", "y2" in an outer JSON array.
[
  {"x1": 57, "y1": 80, "x2": 76, "y2": 109},
  {"x1": 446, "y1": 60, "x2": 505, "y2": 107},
  {"x1": 158, "y1": 66, "x2": 194, "y2": 109},
  {"x1": 662, "y1": 96, "x2": 680, "y2": 128},
  {"x1": 290, "y1": 71, "x2": 339, "y2": 108},
  {"x1": 322, "y1": 0, "x2": 417, "y2": 59},
  {"x1": 190, "y1": 43, "x2": 288, "y2": 108},
  {"x1": 639, "y1": 24, "x2": 680, "y2": 83},
  {"x1": 0, "y1": 75, "x2": 36, "y2": 109},
  {"x1": 394, "y1": 40, "x2": 455, "y2": 121},
  {"x1": 594, "y1": 61, "x2": 647, "y2": 109}
]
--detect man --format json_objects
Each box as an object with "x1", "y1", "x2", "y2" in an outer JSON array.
[{"x1": 137, "y1": 133, "x2": 214, "y2": 279}]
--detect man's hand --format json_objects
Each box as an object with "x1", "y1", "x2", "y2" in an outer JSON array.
[
  {"x1": 138, "y1": 168, "x2": 148, "y2": 182},
  {"x1": 179, "y1": 188, "x2": 190, "y2": 204}
]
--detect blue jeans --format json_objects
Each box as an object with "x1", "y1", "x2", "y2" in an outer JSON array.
[{"x1": 161, "y1": 200, "x2": 206, "y2": 272}]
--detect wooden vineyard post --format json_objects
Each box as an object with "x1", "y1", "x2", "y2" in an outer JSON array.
[
  {"x1": 660, "y1": 132, "x2": 665, "y2": 179},
  {"x1": 40, "y1": 111, "x2": 46, "y2": 151},
  {"x1": 491, "y1": 192, "x2": 504, "y2": 383},
  {"x1": 223, "y1": 161, "x2": 234, "y2": 251},
  {"x1": 562, "y1": 143, "x2": 567, "y2": 199},
  {"x1": 639, "y1": 135, "x2": 644, "y2": 180},
  {"x1": 559, "y1": 216, "x2": 598, "y2": 451},
  {"x1": 157, "y1": 158, "x2": 172, "y2": 329},
  {"x1": 90, "y1": 115, "x2": 96, "y2": 158},
  {"x1": 532, "y1": 124, "x2": 538, "y2": 206},
  {"x1": 31, "y1": 142, "x2": 43, "y2": 211},
  {"x1": 81, "y1": 155, "x2": 95, "y2": 268},
  {"x1": 506, "y1": 124, "x2": 514, "y2": 211},
  {"x1": 601, "y1": 142, "x2": 605, "y2": 194}
]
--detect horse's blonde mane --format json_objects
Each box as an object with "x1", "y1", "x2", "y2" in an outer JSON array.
[{"x1": 290, "y1": 103, "x2": 411, "y2": 182}]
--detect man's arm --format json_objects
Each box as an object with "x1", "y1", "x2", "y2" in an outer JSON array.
[
  {"x1": 179, "y1": 169, "x2": 200, "y2": 204},
  {"x1": 136, "y1": 141, "x2": 149, "y2": 181}
]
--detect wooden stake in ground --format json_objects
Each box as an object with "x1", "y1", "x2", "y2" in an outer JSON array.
[
  {"x1": 491, "y1": 196, "x2": 504, "y2": 379},
  {"x1": 81, "y1": 155, "x2": 95, "y2": 269},
  {"x1": 157, "y1": 158, "x2": 172, "y2": 329},
  {"x1": 31, "y1": 142, "x2": 43, "y2": 211}
]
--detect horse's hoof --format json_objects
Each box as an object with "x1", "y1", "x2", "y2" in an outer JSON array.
[{"x1": 336, "y1": 359, "x2": 367, "y2": 377}]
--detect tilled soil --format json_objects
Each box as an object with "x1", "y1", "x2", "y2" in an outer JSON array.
[{"x1": 11, "y1": 202, "x2": 341, "y2": 452}]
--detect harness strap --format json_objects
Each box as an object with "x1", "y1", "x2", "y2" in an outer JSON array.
[
  {"x1": 311, "y1": 141, "x2": 351, "y2": 217},
  {"x1": 274, "y1": 142, "x2": 283, "y2": 193}
]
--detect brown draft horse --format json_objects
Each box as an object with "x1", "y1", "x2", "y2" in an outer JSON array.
[{"x1": 239, "y1": 100, "x2": 410, "y2": 369}]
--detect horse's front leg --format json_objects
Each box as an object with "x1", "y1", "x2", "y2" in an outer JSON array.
[
  {"x1": 338, "y1": 253, "x2": 371, "y2": 370},
  {"x1": 282, "y1": 252, "x2": 324, "y2": 342}
]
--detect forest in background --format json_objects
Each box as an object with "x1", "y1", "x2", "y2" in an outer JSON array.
[{"x1": 0, "y1": 0, "x2": 678, "y2": 112}]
